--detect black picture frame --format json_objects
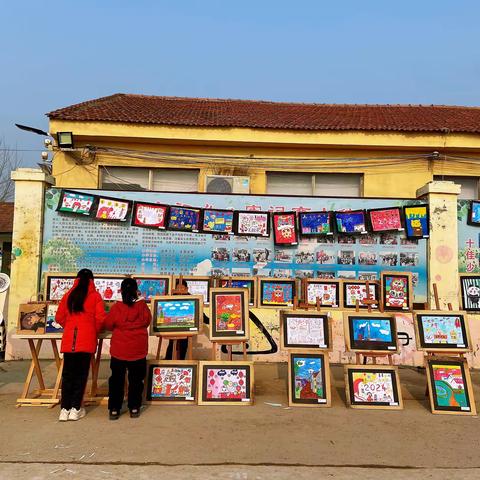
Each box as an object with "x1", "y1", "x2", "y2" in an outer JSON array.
[
  {"x1": 45, "y1": 274, "x2": 76, "y2": 301},
  {"x1": 233, "y1": 210, "x2": 271, "y2": 237},
  {"x1": 346, "y1": 314, "x2": 398, "y2": 352},
  {"x1": 200, "y1": 208, "x2": 235, "y2": 235},
  {"x1": 467, "y1": 200, "x2": 480, "y2": 227},
  {"x1": 219, "y1": 278, "x2": 256, "y2": 306},
  {"x1": 403, "y1": 204, "x2": 430, "y2": 239},
  {"x1": 151, "y1": 296, "x2": 202, "y2": 334},
  {"x1": 460, "y1": 275, "x2": 480, "y2": 312},
  {"x1": 56, "y1": 189, "x2": 96, "y2": 216},
  {"x1": 342, "y1": 281, "x2": 380, "y2": 309},
  {"x1": 93, "y1": 195, "x2": 133, "y2": 222},
  {"x1": 298, "y1": 211, "x2": 334, "y2": 237},
  {"x1": 366, "y1": 206, "x2": 405, "y2": 233},
  {"x1": 200, "y1": 363, "x2": 252, "y2": 403},
  {"x1": 416, "y1": 312, "x2": 470, "y2": 350},
  {"x1": 166, "y1": 206, "x2": 202, "y2": 232},
  {"x1": 381, "y1": 273, "x2": 413, "y2": 311},
  {"x1": 210, "y1": 289, "x2": 249, "y2": 339},
  {"x1": 281, "y1": 312, "x2": 330, "y2": 349},
  {"x1": 334, "y1": 210, "x2": 368, "y2": 235},
  {"x1": 305, "y1": 280, "x2": 341, "y2": 308},
  {"x1": 272, "y1": 211, "x2": 299, "y2": 246},
  {"x1": 131, "y1": 201, "x2": 169, "y2": 229},
  {"x1": 259, "y1": 278, "x2": 296, "y2": 307}
]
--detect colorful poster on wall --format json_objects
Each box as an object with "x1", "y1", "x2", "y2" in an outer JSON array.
[
  {"x1": 57, "y1": 190, "x2": 95, "y2": 216},
  {"x1": 95, "y1": 197, "x2": 131, "y2": 221},
  {"x1": 234, "y1": 211, "x2": 270, "y2": 237},
  {"x1": 368, "y1": 208, "x2": 403, "y2": 232},
  {"x1": 167, "y1": 206, "x2": 201, "y2": 232},
  {"x1": 404, "y1": 205, "x2": 429, "y2": 239},
  {"x1": 272, "y1": 212, "x2": 298, "y2": 245},
  {"x1": 202, "y1": 209, "x2": 234, "y2": 234},
  {"x1": 132, "y1": 202, "x2": 168, "y2": 229},
  {"x1": 335, "y1": 211, "x2": 367, "y2": 234},
  {"x1": 298, "y1": 212, "x2": 333, "y2": 236}
]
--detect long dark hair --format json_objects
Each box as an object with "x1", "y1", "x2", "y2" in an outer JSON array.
[
  {"x1": 121, "y1": 278, "x2": 138, "y2": 306},
  {"x1": 67, "y1": 269, "x2": 94, "y2": 314}
]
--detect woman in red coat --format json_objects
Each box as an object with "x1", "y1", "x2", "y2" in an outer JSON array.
[
  {"x1": 56, "y1": 269, "x2": 106, "y2": 421},
  {"x1": 104, "y1": 277, "x2": 152, "y2": 420}
]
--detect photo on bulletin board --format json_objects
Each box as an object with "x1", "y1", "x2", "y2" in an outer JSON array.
[
  {"x1": 201, "y1": 209, "x2": 235, "y2": 234},
  {"x1": 131, "y1": 202, "x2": 168, "y2": 229},
  {"x1": 272, "y1": 212, "x2": 298, "y2": 246},
  {"x1": 150, "y1": 295, "x2": 203, "y2": 335},
  {"x1": 298, "y1": 211, "x2": 333, "y2": 236},
  {"x1": 258, "y1": 278, "x2": 296, "y2": 308},
  {"x1": 342, "y1": 280, "x2": 380, "y2": 309},
  {"x1": 145, "y1": 361, "x2": 198, "y2": 404},
  {"x1": 468, "y1": 200, "x2": 480, "y2": 226},
  {"x1": 45, "y1": 304, "x2": 62, "y2": 334},
  {"x1": 280, "y1": 310, "x2": 331, "y2": 350},
  {"x1": 218, "y1": 277, "x2": 256, "y2": 306},
  {"x1": 414, "y1": 311, "x2": 471, "y2": 352},
  {"x1": 57, "y1": 190, "x2": 96, "y2": 216},
  {"x1": 345, "y1": 365, "x2": 403, "y2": 409},
  {"x1": 94, "y1": 276, "x2": 124, "y2": 302},
  {"x1": 209, "y1": 288, "x2": 249, "y2": 340},
  {"x1": 426, "y1": 357, "x2": 476, "y2": 415},
  {"x1": 305, "y1": 279, "x2": 341, "y2": 308},
  {"x1": 167, "y1": 206, "x2": 202, "y2": 232},
  {"x1": 94, "y1": 196, "x2": 132, "y2": 222},
  {"x1": 459, "y1": 274, "x2": 480, "y2": 312},
  {"x1": 198, "y1": 361, "x2": 254, "y2": 405},
  {"x1": 381, "y1": 272, "x2": 413, "y2": 311},
  {"x1": 334, "y1": 210, "x2": 367, "y2": 235},
  {"x1": 343, "y1": 312, "x2": 398, "y2": 353},
  {"x1": 403, "y1": 205, "x2": 429, "y2": 239},
  {"x1": 367, "y1": 207, "x2": 404, "y2": 233},
  {"x1": 17, "y1": 303, "x2": 47, "y2": 335},
  {"x1": 174, "y1": 276, "x2": 211, "y2": 304},
  {"x1": 288, "y1": 352, "x2": 331, "y2": 407},
  {"x1": 133, "y1": 275, "x2": 171, "y2": 301},
  {"x1": 233, "y1": 210, "x2": 270, "y2": 237},
  {"x1": 45, "y1": 274, "x2": 76, "y2": 301}
]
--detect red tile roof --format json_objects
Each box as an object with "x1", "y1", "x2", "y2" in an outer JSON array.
[
  {"x1": 0, "y1": 203, "x2": 14, "y2": 233},
  {"x1": 47, "y1": 94, "x2": 480, "y2": 134}
]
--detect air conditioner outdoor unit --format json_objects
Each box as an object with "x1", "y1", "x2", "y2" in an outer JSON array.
[{"x1": 205, "y1": 175, "x2": 250, "y2": 194}]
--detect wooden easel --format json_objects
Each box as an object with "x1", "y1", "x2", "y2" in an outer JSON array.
[
  {"x1": 292, "y1": 293, "x2": 323, "y2": 312},
  {"x1": 211, "y1": 340, "x2": 247, "y2": 361}
]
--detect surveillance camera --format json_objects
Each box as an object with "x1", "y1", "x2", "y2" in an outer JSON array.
[
  {"x1": 44, "y1": 138, "x2": 52, "y2": 148},
  {"x1": 41, "y1": 151, "x2": 49, "y2": 161}
]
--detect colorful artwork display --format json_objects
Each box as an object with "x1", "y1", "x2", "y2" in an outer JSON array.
[
  {"x1": 334, "y1": 211, "x2": 367, "y2": 234},
  {"x1": 202, "y1": 209, "x2": 234, "y2": 234},
  {"x1": 346, "y1": 314, "x2": 397, "y2": 352},
  {"x1": 184, "y1": 279, "x2": 210, "y2": 304},
  {"x1": 416, "y1": 312, "x2": 469, "y2": 351},
  {"x1": 131, "y1": 202, "x2": 168, "y2": 229},
  {"x1": 404, "y1": 205, "x2": 429, "y2": 239},
  {"x1": 234, "y1": 211, "x2": 270, "y2": 237},
  {"x1": 289, "y1": 353, "x2": 330, "y2": 406},
  {"x1": 259, "y1": 279, "x2": 295, "y2": 307},
  {"x1": 151, "y1": 296, "x2": 201, "y2": 334},
  {"x1": 167, "y1": 206, "x2": 201, "y2": 232},
  {"x1": 210, "y1": 289, "x2": 248, "y2": 339},
  {"x1": 298, "y1": 211, "x2": 333, "y2": 236},
  {"x1": 468, "y1": 201, "x2": 480, "y2": 226},
  {"x1": 305, "y1": 280, "x2": 340, "y2": 307},
  {"x1": 95, "y1": 197, "x2": 131, "y2": 221},
  {"x1": 46, "y1": 276, "x2": 75, "y2": 301},
  {"x1": 272, "y1": 212, "x2": 298, "y2": 246},
  {"x1": 219, "y1": 278, "x2": 256, "y2": 305},
  {"x1": 57, "y1": 190, "x2": 95, "y2": 215},
  {"x1": 146, "y1": 362, "x2": 197, "y2": 403},
  {"x1": 94, "y1": 278, "x2": 123, "y2": 301},
  {"x1": 382, "y1": 273, "x2": 411, "y2": 311},
  {"x1": 134, "y1": 277, "x2": 170, "y2": 301},
  {"x1": 343, "y1": 281, "x2": 379, "y2": 309},
  {"x1": 17, "y1": 303, "x2": 47, "y2": 334},
  {"x1": 460, "y1": 275, "x2": 480, "y2": 311},
  {"x1": 45, "y1": 304, "x2": 62, "y2": 334},
  {"x1": 368, "y1": 208, "x2": 403, "y2": 232},
  {"x1": 281, "y1": 312, "x2": 329, "y2": 349}
]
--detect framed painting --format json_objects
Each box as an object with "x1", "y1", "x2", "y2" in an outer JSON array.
[
  {"x1": 45, "y1": 303, "x2": 63, "y2": 334},
  {"x1": 150, "y1": 295, "x2": 203, "y2": 336},
  {"x1": 298, "y1": 211, "x2": 333, "y2": 236},
  {"x1": 57, "y1": 190, "x2": 95, "y2": 216},
  {"x1": 288, "y1": 352, "x2": 331, "y2": 407},
  {"x1": 173, "y1": 276, "x2": 211, "y2": 305},
  {"x1": 345, "y1": 365, "x2": 403, "y2": 409},
  {"x1": 460, "y1": 274, "x2": 480, "y2": 312},
  {"x1": 426, "y1": 357, "x2": 476, "y2": 415},
  {"x1": 145, "y1": 361, "x2": 198, "y2": 405},
  {"x1": 233, "y1": 210, "x2": 270, "y2": 237},
  {"x1": 414, "y1": 310, "x2": 471, "y2": 353},
  {"x1": 304, "y1": 279, "x2": 341, "y2": 308},
  {"x1": 367, "y1": 207, "x2": 404, "y2": 232},
  {"x1": 45, "y1": 274, "x2": 76, "y2": 301},
  {"x1": 198, "y1": 361, "x2": 254, "y2": 405},
  {"x1": 201, "y1": 208, "x2": 235, "y2": 234},
  {"x1": 403, "y1": 204, "x2": 429, "y2": 239},
  {"x1": 217, "y1": 277, "x2": 256, "y2": 306},
  {"x1": 334, "y1": 210, "x2": 367, "y2": 235},
  {"x1": 17, "y1": 303, "x2": 47, "y2": 334},
  {"x1": 94, "y1": 276, "x2": 124, "y2": 302},
  {"x1": 342, "y1": 280, "x2": 380, "y2": 309},
  {"x1": 94, "y1": 196, "x2": 132, "y2": 222},
  {"x1": 280, "y1": 310, "x2": 331, "y2": 350},
  {"x1": 167, "y1": 206, "x2": 202, "y2": 232},
  {"x1": 272, "y1": 212, "x2": 298, "y2": 246},
  {"x1": 131, "y1": 202, "x2": 168, "y2": 229},
  {"x1": 133, "y1": 275, "x2": 171, "y2": 301},
  {"x1": 258, "y1": 278, "x2": 296, "y2": 308},
  {"x1": 209, "y1": 288, "x2": 249, "y2": 340},
  {"x1": 381, "y1": 272, "x2": 413, "y2": 311},
  {"x1": 468, "y1": 200, "x2": 480, "y2": 226},
  {"x1": 343, "y1": 312, "x2": 398, "y2": 353}
]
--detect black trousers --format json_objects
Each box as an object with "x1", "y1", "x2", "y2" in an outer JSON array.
[
  {"x1": 165, "y1": 338, "x2": 188, "y2": 360},
  {"x1": 61, "y1": 352, "x2": 91, "y2": 410},
  {"x1": 108, "y1": 356, "x2": 147, "y2": 411}
]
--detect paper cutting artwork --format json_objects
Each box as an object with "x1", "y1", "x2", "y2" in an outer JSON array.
[{"x1": 205, "y1": 367, "x2": 248, "y2": 400}]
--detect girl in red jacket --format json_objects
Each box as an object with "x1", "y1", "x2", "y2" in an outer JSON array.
[
  {"x1": 104, "y1": 277, "x2": 152, "y2": 420},
  {"x1": 56, "y1": 269, "x2": 106, "y2": 421}
]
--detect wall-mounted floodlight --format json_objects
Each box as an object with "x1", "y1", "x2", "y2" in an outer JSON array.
[{"x1": 56, "y1": 132, "x2": 74, "y2": 149}]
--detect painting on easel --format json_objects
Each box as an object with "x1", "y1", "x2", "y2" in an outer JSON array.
[
  {"x1": 17, "y1": 303, "x2": 47, "y2": 334},
  {"x1": 258, "y1": 278, "x2": 296, "y2": 308},
  {"x1": 150, "y1": 295, "x2": 203, "y2": 335},
  {"x1": 459, "y1": 274, "x2": 480, "y2": 312},
  {"x1": 305, "y1": 279, "x2": 341, "y2": 308},
  {"x1": 342, "y1": 281, "x2": 379, "y2": 309},
  {"x1": 209, "y1": 288, "x2": 249, "y2": 340},
  {"x1": 280, "y1": 311, "x2": 331, "y2": 350},
  {"x1": 381, "y1": 272, "x2": 412, "y2": 311},
  {"x1": 134, "y1": 275, "x2": 171, "y2": 301}
]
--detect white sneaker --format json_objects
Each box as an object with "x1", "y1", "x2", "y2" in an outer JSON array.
[
  {"x1": 59, "y1": 408, "x2": 70, "y2": 422},
  {"x1": 68, "y1": 407, "x2": 86, "y2": 421}
]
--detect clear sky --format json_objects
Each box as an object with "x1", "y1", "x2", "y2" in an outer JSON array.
[{"x1": 1, "y1": 0, "x2": 480, "y2": 166}]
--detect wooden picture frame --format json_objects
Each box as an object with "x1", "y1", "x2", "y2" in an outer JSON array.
[
  {"x1": 198, "y1": 361, "x2": 254, "y2": 405},
  {"x1": 133, "y1": 275, "x2": 172, "y2": 301},
  {"x1": 403, "y1": 204, "x2": 429, "y2": 239},
  {"x1": 17, "y1": 303, "x2": 48, "y2": 334},
  {"x1": 150, "y1": 295, "x2": 203, "y2": 336},
  {"x1": 257, "y1": 277, "x2": 296, "y2": 308},
  {"x1": 145, "y1": 360, "x2": 198, "y2": 405},
  {"x1": 272, "y1": 212, "x2": 299, "y2": 246},
  {"x1": 342, "y1": 280, "x2": 380, "y2": 309},
  {"x1": 233, "y1": 210, "x2": 270, "y2": 237},
  {"x1": 166, "y1": 205, "x2": 202, "y2": 232},
  {"x1": 209, "y1": 288, "x2": 250, "y2": 341},
  {"x1": 173, "y1": 275, "x2": 211, "y2": 305},
  {"x1": 459, "y1": 274, "x2": 480, "y2": 312},
  {"x1": 334, "y1": 210, "x2": 368, "y2": 235},
  {"x1": 343, "y1": 312, "x2": 398, "y2": 354},
  {"x1": 298, "y1": 211, "x2": 334, "y2": 237},
  {"x1": 468, "y1": 200, "x2": 480, "y2": 226},
  {"x1": 414, "y1": 310, "x2": 472, "y2": 353},
  {"x1": 345, "y1": 365, "x2": 403, "y2": 409},
  {"x1": 381, "y1": 272, "x2": 413, "y2": 311},
  {"x1": 131, "y1": 201, "x2": 169, "y2": 229},
  {"x1": 93, "y1": 195, "x2": 132, "y2": 222},
  {"x1": 288, "y1": 352, "x2": 331, "y2": 407},
  {"x1": 56, "y1": 189, "x2": 96, "y2": 216},
  {"x1": 367, "y1": 207, "x2": 404, "y2": 233},
  {"x1": 425, "y1": 357, "x2": 476, "y2": 415},
  {"x1": 216, "y1": 277, "x2": 257, "y2": 306},
  {"x1": 304, "y1": 279, "x2": 342, "y2": 308},
  {"x1": 201, "y1": 208, "x2": 235, "y2": 235},
  {"x1": 280, "y1": 310, "x2": 332, "y2": 351}
]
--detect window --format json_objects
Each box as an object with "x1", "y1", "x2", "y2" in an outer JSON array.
[
  {"x1": 433, "y1": 176, "x2": 479, "y2": 199},
  {"x1": 267, "y1": 172, "x2": 362, "y2": 197},
  {"x1": 101, "y1": 167, "x2": 199, "y2": 192}
]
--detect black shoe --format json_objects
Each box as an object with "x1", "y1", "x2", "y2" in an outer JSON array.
[
  {"x1": 109, "y1": 410, "x2": 120, "y2": 420},
  {"x1": 129, "y1": 409, "x2": 140, "y2": 418}
]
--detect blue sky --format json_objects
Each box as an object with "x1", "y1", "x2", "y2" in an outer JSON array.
[{"x1": 1, "y1": 0, "x2": 480, "y2": 166}]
